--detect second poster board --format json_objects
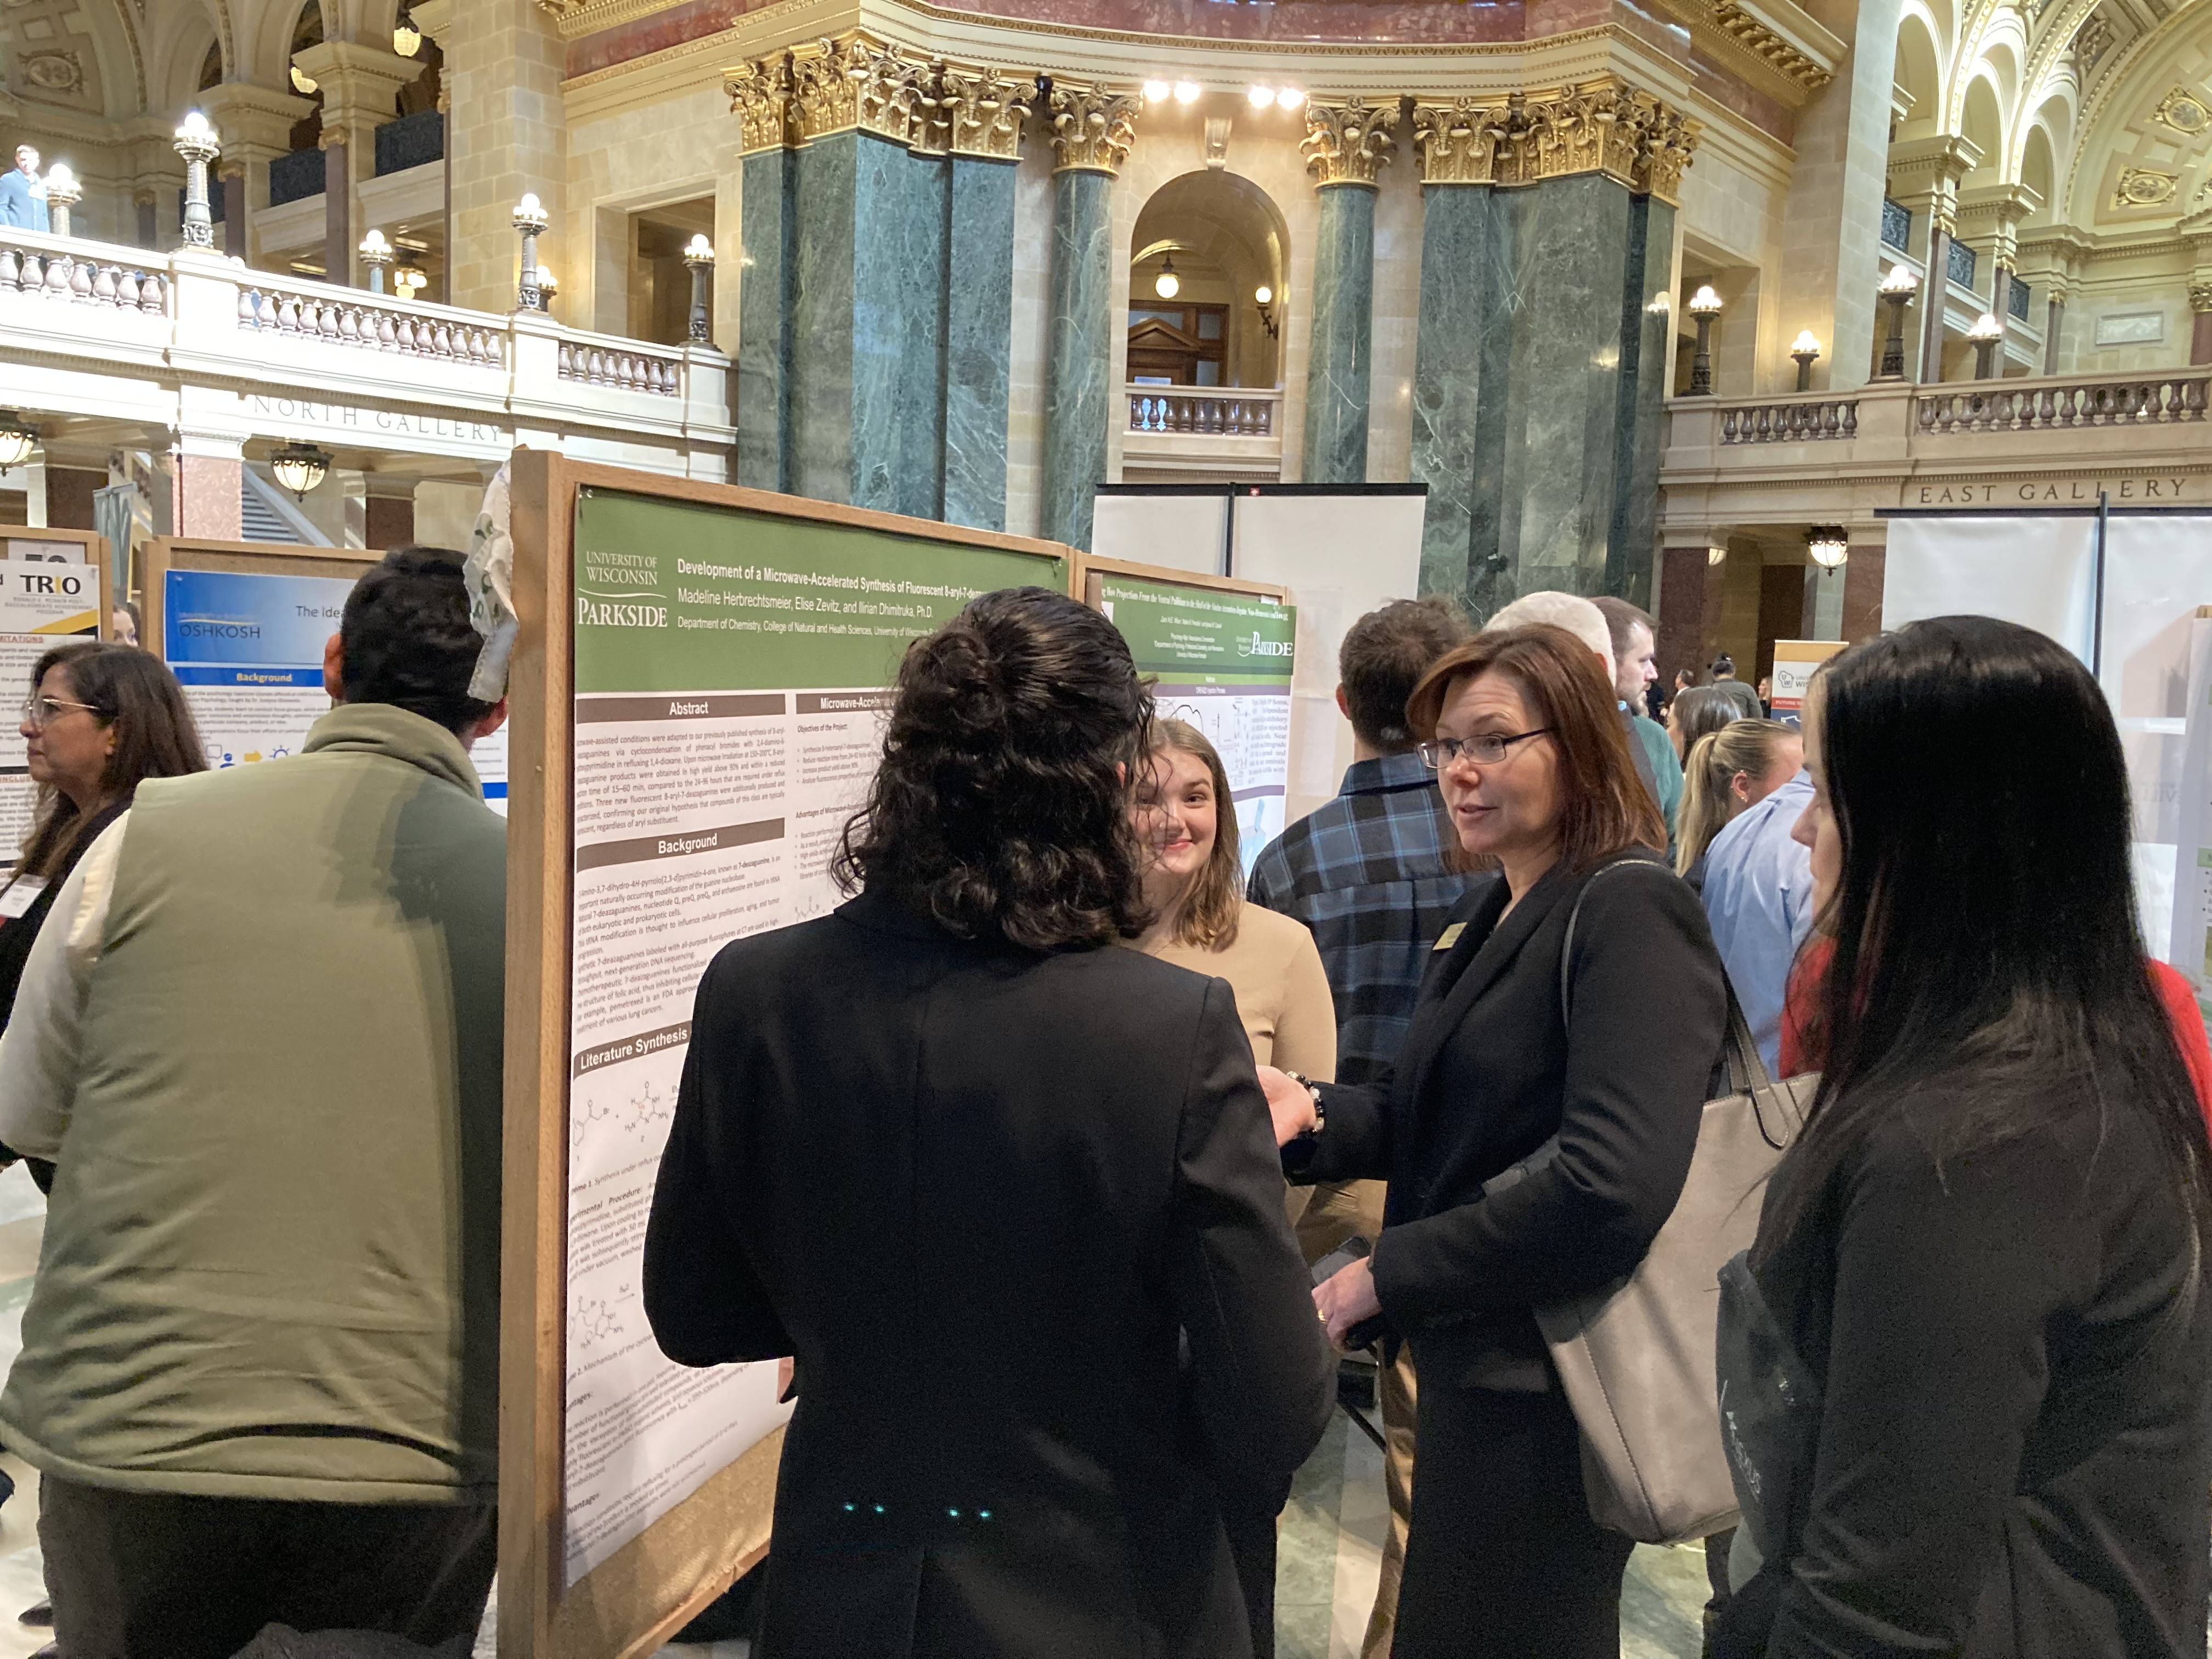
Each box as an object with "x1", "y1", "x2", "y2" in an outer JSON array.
[
  {"x1": 502, "y1": 452, "x2": 1075, "y2": 1658},
  {"x1": 1076, "y1": 555, "x2": 1296, "y2": 874},
  {"x1": 146, "y1": 537, "x2": 510, "y2": 811}
]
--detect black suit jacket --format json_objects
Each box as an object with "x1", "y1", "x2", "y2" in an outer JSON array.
[
  {"x1": 644, "y1": 889, "x2": 1335, "y2": 1659},
  {"x1": 1292, "y1": 854, "x2": 1728, "y2": 1386}
]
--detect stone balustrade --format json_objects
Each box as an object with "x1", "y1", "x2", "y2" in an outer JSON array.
[
  {"x1": 1718, "y1": 398, "x2": 1859, "y2": 443},
  {"x1": 0, "y1": 226, "x2": 733, "y2": 478},
  {"x1": 1126, "y1": 387, "x2": 1281, "y2": 437},
  {"x1": 1662, "y1": 373, "x2": 2212, "y2": 534},
  {"x1": 1915, "y1": 372, "x2": 2211, "y2": 434}
]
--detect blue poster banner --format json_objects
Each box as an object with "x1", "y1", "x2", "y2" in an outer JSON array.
[{"x1": 163, "y1": 568, "x2": 349, "y2": 687}]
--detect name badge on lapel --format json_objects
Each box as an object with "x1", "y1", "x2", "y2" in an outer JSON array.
[
  {"x1": 1432, "y1": 922, "x2": 1466, "y2": 952},
  {"x1": 0, "y1": 876, "x2": 47, "y2": 921}
]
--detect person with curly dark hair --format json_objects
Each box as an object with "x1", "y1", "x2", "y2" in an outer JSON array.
[{"x1": 645, "y1": 585, "x2": 1334, "y2": 1659}]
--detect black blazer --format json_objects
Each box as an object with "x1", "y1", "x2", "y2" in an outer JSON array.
[
  {"x1": 1293, "y1": 853, "x2": 1728, "y2": 1385},
  {"x1": 644, "y1": 889, "x2": 1335, "y2": 1659}
]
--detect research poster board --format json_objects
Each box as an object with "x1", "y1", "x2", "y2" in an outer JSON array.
[
  {"x1": 2166, "y1": 611, "x2": 2212, "y2": 1005},
  {"x1": 1091, "y1": 485, "x2": 1233, "y2": 577},
  {"x1": 500, "y1": 452, "x2": 1073, "y2": 1659},
  {"x1": 147, "y1": 539, "x2": 510, "y2": 811},
  {"x1": 1229, "y1": 486, "x2": 1426, "y2": 826},
  {"x1": 1078, "y1": 555, "x2": 1295, "y2": 874},
  {"x1": 1878, "y1": 514, "x2": 2098, "y2": 663},
  {"x1": 1767, "y1": 639, "x2": 1847, "y2": 727},
  {"x1": 0, "y1": 534, "x2": 110, "y2": 865}
]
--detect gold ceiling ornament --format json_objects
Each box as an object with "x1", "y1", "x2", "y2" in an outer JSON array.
[
  {"x1": 1650, "y1": 0, "x2": 1833, "y2": 104},
  {"x1": 780, "y1": 34, "x2": 931, "y2": 147},
  {"x1": 1410, "y1": 80, "x2": 1700, "y2": 204},
  {"x1": 2114, "y1": 166, "x2": 2178, "y2": 208},
  {"x1": 2153, "y1": 84, "x2": 2212, "y2": 137},
  {"x1": 940, "y1": 63, "x2": 1036, "y2": 162},
  {"x1": 2192, "y1": 282, "x2": 2212, "y2": 314},
  {"x1": 1302, "y1": 96, "x2": 1401, "y2": 188},
  {"x1": 725, "y1": 55, "x2": 793, "y2": 155},
  {"x1": 1047, "y1": 81, "x2": 1141, "y2": 175}
]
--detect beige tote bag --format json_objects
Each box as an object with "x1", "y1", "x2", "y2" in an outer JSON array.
[{"x1": 1492, "y1": 859, "x2": 1817, "y2": 1545}]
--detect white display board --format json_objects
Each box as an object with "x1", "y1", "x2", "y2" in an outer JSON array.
[
  {"x1": 2166, "y1": 614, "x2": 2212, "y2": 998},
  {"x1": 1091, "y1": 490, "x2": 1231, "y2": 577},
  {"x1": 0, "y1": 560, "x2": 104, "y2": 865},
  {"x1": 1230, "y1": 489, "x2": 1427, "y2": 826},
  {"x1": 1881, "y1": 515, "x2": 2098, "y2": 661}
]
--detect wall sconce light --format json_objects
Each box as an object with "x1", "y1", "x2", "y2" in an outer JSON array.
[
  {"x1": 393, "y1": 15, "x2": 423, "y2": 56},
  {"x1": 1806, "y1": 526, "x2": 1849, "y2": 571},
  {"x1": 1173, "y1": 81, "x2": 1202, "y2": 104},
  {"x1": 1143, "y1": 80, "x2": 1171, "y2": 101},
  {"x1": 1968, "y1": 311, "x2": 2005, "y2": 380},
  {"x1": 358, "y1": 228, "x2": 394, "y2": 294},
  {"x1": 513, "y1": 193, "x2": 549, "y2": 311},
  {"x1": 1790, "y1": 330, "x2": 1821, "y2": 392},
  {"x1": 393, "y1": 266, "x2": 427, "y2": 300},
  {"x1": 1707, "y1": 545, "x2": 1728, "y2": 568},
  {"x1": 1254, "y1": 284, "x2": 1279, "y2": 340},
  {"x1": 684, "y1": 235, "x2": 716, "y2": 343},
  {"x1": 270, "y1": 441, "x2": 332, "y2": 501},
  {"x1": 42, "y1": 163, "x2": 80, "y2": 239},
  {"x1": 173, "y1": 111, "x2": 222, "y2": 250}
]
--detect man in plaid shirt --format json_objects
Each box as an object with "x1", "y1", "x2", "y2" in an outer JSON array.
[
  {"x1": 1248, "y1": 596, "x2": 1486, "y2": 1086},
  {"x1": 1246, "y1": 594, "x2": 1485, "y2": 1659}
]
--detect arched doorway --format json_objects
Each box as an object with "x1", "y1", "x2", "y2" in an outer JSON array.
[{"x1": 1127, "y1": 172, "x2": 1289, "y2": 393}]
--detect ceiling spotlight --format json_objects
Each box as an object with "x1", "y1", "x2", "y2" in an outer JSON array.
[
  {"x1": 290, "y1": 65, "x2": 319, "y2": 94},
  {"x1": 1276, "y1": 87, "x2": 1305, "y2": 109},
  {"x1": 1249, "y1": 84, "x2": 1276, "y2": 107},
  {"x1": 1173, "y1": 81, "x2": 1202, "y2": 104},
  {"x1": 1154, "y1": 254, "x2": 1180, "y2": 300},
  {"x1": 270, "y1": 441, "x2": 332, "y2": 502},
  {"x1": 1143, "y1": 80, "x2": 1171, "y2": 101}
]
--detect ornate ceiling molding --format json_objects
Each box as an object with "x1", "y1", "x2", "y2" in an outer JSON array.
[
  {"x1": 1302, "y1": 95, "x2": 1400, "y2": 188},
  {"x1": 1649, "y1": 0, "x2": 1837, "y2": 109},
  {"x1": 535, "y1": 0, "x2": 690, "y2": 40},
  {"x1": 1411, "y1": 77, "x2": 1702, "y2": 204}
]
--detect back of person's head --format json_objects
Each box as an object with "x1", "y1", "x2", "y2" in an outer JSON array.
[
  {"x1": 1668, "y1": 684, "x2": 1740, "y2": 754},
  {"x1": 1709, "y1": 653, "x2": 1736, "y2": 680},
  {"x1": 20, "y1": 641, "x2": 206, "y2": 877},
  {"x1": 1146, "y1": 718, "x2": 1241, "y2": 949},
  {"x1": 835, "y1": 586, "x2": 1152, "y2": 950},
  {"x1": 1673, "y1": 718, "x2": 1795, "y2": 876},
  {"x1": 1406, "y1": 623, "x2": 1664, "y2": 873},
  {"x1": 339, "y1": 548, "x2": 496, "y2": 736},
  {"x1": 1758, "y1": 616, "x2": 2210, "y2": 1257},
  {"x1": 1338, "y1": 596, "x2": 1471, "y2": 752},
  {"x1": 1483, "y1": 592, "x2": 1616, "y2": 685}
]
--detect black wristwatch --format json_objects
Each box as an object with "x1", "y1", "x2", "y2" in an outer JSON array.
[{"x1": 1282, "y1": 1070, "x2": 1325, "y2": 1136}]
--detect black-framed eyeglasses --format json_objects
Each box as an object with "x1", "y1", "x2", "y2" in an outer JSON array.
[
  {"x1": 1417, "y1": 729, "x2": 1553, "y2": 770},
  {"x1": 19, "y1": 695, "x2": 100, "y2": 730}
]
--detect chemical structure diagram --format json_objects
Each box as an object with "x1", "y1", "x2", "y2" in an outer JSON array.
[
  {"x1": 571, "y1": 1081, "x2": 673, "y2": 1150},
  {"x1": 573, "y1": 1290, "x2": 630, "y2": 1350}
]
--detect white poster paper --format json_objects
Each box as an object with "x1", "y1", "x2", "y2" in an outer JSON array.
[{"x1": 1879, "y1": 515, "x2": 2098, "y2": 662}]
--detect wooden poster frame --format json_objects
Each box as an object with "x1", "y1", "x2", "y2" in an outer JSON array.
[
  {"x1": 1072, "y1": 551, "x2": 1289, "y2": 613},
  {"x1": 0, "y1": 527, "x2": 114, "y2": 647},
  {"x1": 142, "y1": 539, "x2": 382, "y2": 662},
  {"x1": 501, "y1": 449, "x2": 1077, "y2": 1659}
]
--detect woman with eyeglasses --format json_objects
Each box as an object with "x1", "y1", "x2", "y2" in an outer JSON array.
[
  {"x1": 0, "y1": 643, "x2": 204, "y2": 1189},
  {"x1": 1258, "y1": 623, "x2": 1729, "y2": 1658}
]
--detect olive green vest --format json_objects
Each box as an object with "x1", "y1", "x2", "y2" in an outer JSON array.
[{"x1": 0, "y1": 703, "x2": 506, "y2": 1502}]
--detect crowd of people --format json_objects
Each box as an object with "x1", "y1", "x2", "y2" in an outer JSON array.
[{"x1": 0, "y1": 549, "x2": 2203, "y2": 1659}]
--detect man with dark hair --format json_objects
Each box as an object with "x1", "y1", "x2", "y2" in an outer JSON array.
[
  {"x1": 0, "y1": 548, "x2": 508, "y2": 1657},
  {"x1": 1247, "y1": 594, "x2": 1483, "y2": 1659},
  {"x1": 1592, "y1": 595, "x2": 1684, "y2": 837}
]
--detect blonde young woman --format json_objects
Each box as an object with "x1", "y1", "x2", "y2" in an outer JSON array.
[
  {"x1": 1133, "y1": 717, "x2": 1335, "y2": 1659},
  {"x1": 1673, "y1": 717, "x2": 1802, "y2": 892}
]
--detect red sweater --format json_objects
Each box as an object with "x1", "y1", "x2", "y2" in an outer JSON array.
[{"x1": 1778, "y1": 939, "x2": 2212, "y2": 1126}]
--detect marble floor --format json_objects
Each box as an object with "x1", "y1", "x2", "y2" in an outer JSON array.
[{"x1": 0, "y1": 1161, "x2": 1716, "y2": 1659}]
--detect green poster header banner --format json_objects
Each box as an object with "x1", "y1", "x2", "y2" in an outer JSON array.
[
  {"x1": 572, "y1": 489, "x2": 1066, "y2": 695},
  {"x1": 1096, "y1": 574, "x2": 1295, "y2": 687}
]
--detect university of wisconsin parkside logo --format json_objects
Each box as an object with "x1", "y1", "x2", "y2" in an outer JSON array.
[{"x1": 577, "y1": 546, "x2": 668, "y2": 628}]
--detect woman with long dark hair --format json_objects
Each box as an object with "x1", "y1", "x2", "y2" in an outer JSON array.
[
  {"x1": 644, "y1": 587, "x2": 1333, "y2": 1659},
  {"x1": 1714, "y1": 616, "x2": 2212, "y2": 1658},
  {"x1": 0, "y1": 642, "x2": 204, "y2": 1182}
]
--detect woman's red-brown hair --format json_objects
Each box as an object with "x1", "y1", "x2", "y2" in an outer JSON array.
[{"x1": 1403, "y1": 622, "x2": 1666, "y2": 873}]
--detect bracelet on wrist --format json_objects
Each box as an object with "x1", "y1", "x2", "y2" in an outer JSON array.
[{"x1": 1282, "y1": 1070, "x2": 1325, "y2": 1135}]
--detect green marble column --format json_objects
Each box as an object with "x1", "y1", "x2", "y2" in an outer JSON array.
[
  {"x1": 1304, "y1": 184, "x2": 1378, "y2": 484},
  {"x1": 1041, "y1": 166, "x2": 1114, "y2": 550},
  {"x1": 1409, "y1": 185, "x2": 1498, "y2": 599},
  {"x1": 736, "y1": 146, "x2": 794, "y2": 493},
  {"x1": 943, "y1": 156, "x2": 1018, "y2": 532},
  {"x1": 1605, "y1": 194, "x2": 1674, "y2": 606},
  {"x1": 787, "y1": 130, "x2": 953, "y2": 516}
]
